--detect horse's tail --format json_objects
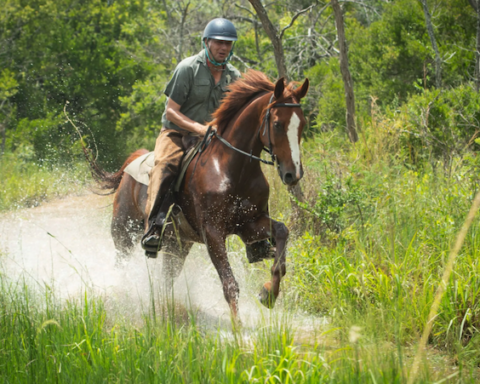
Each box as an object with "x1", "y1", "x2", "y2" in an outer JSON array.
[{"x1": 87, "y1": 148, "x2": 149, "y2": 194}]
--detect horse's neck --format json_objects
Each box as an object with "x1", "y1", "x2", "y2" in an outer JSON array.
[{"x1": 222, "y1": 93, "x2": 269, "y2": 158}]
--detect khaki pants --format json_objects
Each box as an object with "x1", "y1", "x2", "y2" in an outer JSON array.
[{"x1": 145, "y1": 128, "x2": 185, "y2": 223}]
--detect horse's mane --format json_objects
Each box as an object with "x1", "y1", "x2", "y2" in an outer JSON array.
[{"x1": 211, "y1": 69, "x2": 295, "y2": 134}]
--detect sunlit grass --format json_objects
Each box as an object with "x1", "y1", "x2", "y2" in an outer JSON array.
[
  {"x1": 0, "y1": 152, "x2": 89, "y2": 211},
  {"x1": 1, "y1": 271, "x2": 475, "y2": 383}
]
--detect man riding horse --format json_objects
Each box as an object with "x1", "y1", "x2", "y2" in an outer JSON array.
[{"x1": 142, "y1": 18, "x2": 272, "y2": 260}]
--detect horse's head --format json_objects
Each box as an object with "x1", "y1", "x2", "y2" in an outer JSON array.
[{"x1": 262, "y1": 77, "x2": 309, "y2": 186}]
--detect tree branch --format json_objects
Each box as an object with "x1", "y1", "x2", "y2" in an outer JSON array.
[
  {"x1": 234, "y1": 3, "x2": 255, "y2": 16},
  {"x1": 338, "y1": 0, "x2": 381, "y2": 16},
  {"x1": 280, "y1": 4, "x2": 317, "y2": 40},
  {"x1": 232, "y1": 54, "x2": 258, "y2": 68},
  {"x1": 228, "y1": 15, "x2": 261, "y2": 27}
]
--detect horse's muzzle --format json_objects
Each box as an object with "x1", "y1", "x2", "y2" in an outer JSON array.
[{"x1": 279, "y1": 166, "x2": 304, "y2": 186}]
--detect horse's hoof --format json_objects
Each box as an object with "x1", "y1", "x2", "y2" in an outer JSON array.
[{"x1": 258, "y1": 281, "x2": 276, "y2": 309}]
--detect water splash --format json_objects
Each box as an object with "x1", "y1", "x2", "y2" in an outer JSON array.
[{"x1": 0, "y1": 191, "x2": 327, "y2": 337}]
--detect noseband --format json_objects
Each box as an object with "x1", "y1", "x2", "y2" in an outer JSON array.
[{"x1": 201, "y1": 93, "x2": 301, "y2": 166}]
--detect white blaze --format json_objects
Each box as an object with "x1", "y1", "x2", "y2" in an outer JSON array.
[{"x1": 286, "y1": 112, "x2": 301, "y2": 178}]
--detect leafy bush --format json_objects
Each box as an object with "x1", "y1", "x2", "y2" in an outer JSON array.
[
  {"x1": 388, "y1": 84, "x2": 480, "y2": 167},
  {"x1": 297, "y1": 175, "x2": 368, "y2": 234}
]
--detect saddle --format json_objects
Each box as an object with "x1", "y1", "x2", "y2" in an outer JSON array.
[
  {"x1": 125, "y1": 136, "x2": 203, "y2": 244},
  {"x1": 123, "y1": 135, "x2": 201, "y2": 189}
]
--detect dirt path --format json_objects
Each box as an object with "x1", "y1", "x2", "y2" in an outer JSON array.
[
  {"x1": 0, "y1": 191, "x2": 326, "y2": 335},
  {"x1": 0, "y1": 192, "x2": 270, "y2": 325}
]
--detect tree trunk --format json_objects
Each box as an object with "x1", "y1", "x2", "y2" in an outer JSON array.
[
  {"x1": 331, "y1": 0, "x2": 358, "y2": 143},
  {"x1": 469, "y1": 0, "x2": 477, "y2": 12},
  {"x1": 247, "y1": 0, "x2": 306, "y2": 224},
  {"x1": 421, "y1": 0, "x2": 442, "y2": 89},
  {"x1": 248, "y1": 0, "x2": 287, "y2": 79},
  {"x1": 177, "y1": 3, "x2": 190, "y2": 63}
]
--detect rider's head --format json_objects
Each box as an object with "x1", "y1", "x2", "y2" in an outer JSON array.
[{"x1": 202, "y1": 18, "x2": 237, "y2": 66}]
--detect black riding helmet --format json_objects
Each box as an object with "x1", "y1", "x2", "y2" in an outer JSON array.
[
  {"x1": 202, "y1": 18, "x2": 237, "y2": 65},
  {"x1": 202, "y1": 18, "x2": 238, "y2": 41}
]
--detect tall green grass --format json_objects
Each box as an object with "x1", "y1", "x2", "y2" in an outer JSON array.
[
  {"x1": 0, "y1": 151, "x2": 89, "y2": 211},
  {"x1": 1, "y1": 271, "x2": 474, "y2": 383},
  {"x1": 273, "y1": 125, "x2": 480, "y2": 374}
]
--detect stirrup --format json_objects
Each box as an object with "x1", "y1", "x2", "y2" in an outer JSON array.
[{"x1": 141, "y1": 221, "x2": 164, "y2": 258}]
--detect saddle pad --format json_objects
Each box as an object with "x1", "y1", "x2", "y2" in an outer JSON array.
[
  {"x1": 124, "y1": 151, "x2": 154, "y2": 186},
  {"x1": 124, "y1": 140, "x2": 202, "y2": 187}
]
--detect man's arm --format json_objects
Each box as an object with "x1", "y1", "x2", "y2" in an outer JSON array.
[{"x1": 165, "y1": 98, "x2": 210, "y2": 136}]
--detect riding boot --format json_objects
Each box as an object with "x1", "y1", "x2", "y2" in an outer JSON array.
[{"x1": 142, "y1": 171, "x2": 177, "y2": 257}]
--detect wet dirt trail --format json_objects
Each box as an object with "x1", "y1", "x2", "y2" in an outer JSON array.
[{"x1": 0, "y1": 191, "x2": 325, "y2": 336}]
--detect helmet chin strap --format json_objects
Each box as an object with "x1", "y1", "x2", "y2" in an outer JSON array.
[{"x1": 203, "y1": 39, "x2": 235, "y2": 66}]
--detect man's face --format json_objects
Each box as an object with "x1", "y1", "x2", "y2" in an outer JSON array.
[{"x1": 206, "y1": 39, "x2": 233, "y2": 63}]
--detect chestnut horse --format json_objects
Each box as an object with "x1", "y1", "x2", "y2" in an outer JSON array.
[{"x1": 92, "y1": 70, "x2": 309, "y2": 319}]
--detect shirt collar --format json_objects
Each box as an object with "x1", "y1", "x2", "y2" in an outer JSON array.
[{"x1": 196, "y1": 49, "x2": 208, "y2": 65}]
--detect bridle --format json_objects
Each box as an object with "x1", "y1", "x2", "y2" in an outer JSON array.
[
  {"x1": 200, "y1": 93, "x2": 301, "y2": 166},
  {"x1": 260, "y1": 94, "x2": 301, "y2": 165}
]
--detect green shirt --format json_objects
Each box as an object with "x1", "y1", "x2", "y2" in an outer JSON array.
[{"x1": 161, "y1": 50, "x2": 241, "y2": 132}]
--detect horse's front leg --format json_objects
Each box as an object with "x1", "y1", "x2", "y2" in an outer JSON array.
[
  {"x1": 239, "y1": 215, "x2": 289, "y2": 309},
  {"x1": 204, "y1": 228, "x2": 240, "y2": 321}
]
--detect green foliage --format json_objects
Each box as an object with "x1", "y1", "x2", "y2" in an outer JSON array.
[
  {"x1": 387, "y1": 84, "x2": 480, "y2": 166},
  {"x1": 306, "y1": 57, "x2": 346, "y2": 133},
  {"x1": 349, "y1": 0, "x2": 429, "y2": 106},
  {"x1": 0, "y1": 69, "x2": 18, "y2": 100},
  {"x1": 297, "y1": 175, "x2": 367, "y2": 233},
  {"x1": 117, "y1": 74, "x2": 168, "y2": 152},
  {"x1": 282, "y1": 124, "x2": 480, "y2": 370},
  {"x1": 306, "y1": 0, "x2": 478, "y2": 142},
  {"x1": 1, "y1": 0, "x2": 157, "y2": 166}
]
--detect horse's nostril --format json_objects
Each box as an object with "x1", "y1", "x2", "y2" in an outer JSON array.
[{"x1": 284, "y1": 172, "x2": 295, "y2": 184}]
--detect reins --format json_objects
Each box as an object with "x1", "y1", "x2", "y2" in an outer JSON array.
[{"x1": 200, "y1": 93, "x2": 301, "y2": 166}]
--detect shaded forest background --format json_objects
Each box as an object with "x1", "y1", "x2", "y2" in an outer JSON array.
[{"x1": 1, "y1": 0, "x2": 478, "y2": 169}]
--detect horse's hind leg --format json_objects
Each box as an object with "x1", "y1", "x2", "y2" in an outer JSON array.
[{"x1": 161, "y1": 236, "x2": 193, "y2": 290}]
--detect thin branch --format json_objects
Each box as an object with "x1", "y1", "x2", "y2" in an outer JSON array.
[
  {"x1": 280, "y1": 4, "x2": 317, "y2": 40},
  {"x1": 338, "y1": 0, "x2": 381, "y2": 16},
  {"x1": 231, "y1": 54, "x2": 255, "y2": 68},
  {"x1": 313, "y1": 3, "x2": 331, "y2": 29},
  {"x1": 234, "y1": 3, "x2": 255, "y2": 16},
  {"x1": 228, "y1": 15, "x2": 261, "y2": 27}
]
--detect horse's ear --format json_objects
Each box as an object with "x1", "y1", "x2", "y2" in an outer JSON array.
[
  {"x1": 294, "y1": 78, "x2": 309, "y2": 100},
  {"x1": 274, "y1": 77, "x2": 285, "y2": 99}
]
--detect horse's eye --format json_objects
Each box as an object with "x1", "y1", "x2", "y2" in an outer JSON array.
[{"x1": 273, "y1": 121, "x2": 282, "y2": 131}]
